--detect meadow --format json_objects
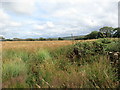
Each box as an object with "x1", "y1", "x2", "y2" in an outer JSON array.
[{"x1": 2, "y1": 38, "x2": 120, "y2": 88}]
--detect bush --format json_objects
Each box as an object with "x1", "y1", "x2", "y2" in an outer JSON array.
[
  {"x1": 106, "y1": 41, "x2": 120, "y2": 52},
  {"x1": 98, "y1": 38, "x2": 112, "y2": 44},
  {"x1": 67, "y1": 41, "x2": 105, "y2": 61}
]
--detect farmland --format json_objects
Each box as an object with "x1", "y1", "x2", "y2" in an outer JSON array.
[{"x1": 2, "y1": 38, "x2": 120, "y2": 88}]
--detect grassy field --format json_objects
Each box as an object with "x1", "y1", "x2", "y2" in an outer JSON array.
[{"x1": 2, "y1": 38, "x2": 119, "y2": 88}]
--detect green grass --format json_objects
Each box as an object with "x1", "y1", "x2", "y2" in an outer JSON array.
[
  {"x1": 2, "y1": 39, "x2": 119, "y2": 88},
  {"x1": 2, "y1": 59, "x2": 27, "y2": 81}
]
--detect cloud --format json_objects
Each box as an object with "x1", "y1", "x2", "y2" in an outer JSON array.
[
  {"x1": 46, "y1": 21, "x2": 55, "y2": 28},
  {"x1": 0, "y1": 9, "x2": 22, "y2": 38},
  {"x1": 0, "y1": 9, "x2": 22, "y2": 28},
  {"x1": 34, "y1": 24, "x2": 45, "y2": 30},
  {"x1": 33, "y1": 21, "x2": 55, "y2": 30},
  {"x1": 9, "y1": 21, "x2": 22, "y2": 27},
  {"x1": 0, "y1": 0, "x2": 119, "y2": 38},
  {"x1": 0, "y1": 9, "x2": 9, "y2": 20},
  {"x1": 1, "y1": 0, "x2": 36, "y2": 15}
]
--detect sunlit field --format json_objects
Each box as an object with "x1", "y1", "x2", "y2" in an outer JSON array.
[
  {"x1": 1, "y1": 0, "x2": 119, "y2": 88},
  {"x1": 2, "y1": 39, "x2": 119, "y2": 88},
  {"x1": 2, "y1": 39, "x2": 97, "y2": 50}
]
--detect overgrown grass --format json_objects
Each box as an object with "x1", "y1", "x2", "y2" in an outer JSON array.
[
  {"x1": 2, "y1": 58, "x2": 28, "y2": 88},
  {"x1": 2, "y1": 39, "x2": 119, "y2": 88}
]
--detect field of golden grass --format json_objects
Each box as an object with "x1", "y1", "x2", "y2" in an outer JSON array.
[
  {"x1": 2, "y1": 39, "x2": 97, "y2": 51},
  {"x1": 2, "y1": 38, "x2": 119, "y2": 88}
]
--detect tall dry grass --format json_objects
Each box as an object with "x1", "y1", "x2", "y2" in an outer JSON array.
[{"x1": 2, "y1": 39, "x2": 119, "y2": 88}]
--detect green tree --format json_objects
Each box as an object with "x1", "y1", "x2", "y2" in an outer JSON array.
[
  {"x1": 26, "y1": 38, "x2": 35, "y2": 41},
  {"x1": 85, "y1": 31, "x2": 99, "y2": 39},
  {"x1": 99, "y1": 26, "x2": 114, "y2": 38},
  {"x1": 13, "y1": 38, "x2": 21, "y2": 41},
  {"x1": 58, "y1": 37, "x2": 64, "y2": 40},
  {"x1": 38, "y1": 38, "x2": 46, "y2": 41},
  {"x1": 113, "y1": 27, "x2": 120, "y2": 38},
  {"x1": 98, "y1": 32, "x2": 104, "y2": 38}
]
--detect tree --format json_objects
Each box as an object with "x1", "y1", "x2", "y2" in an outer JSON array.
[
  {"x1": 38, "y1": 38, "x2": 46, "y2": 41},
  {"x1": 113, "y1": 27, "x2": 120, "y2": 38},
  {"x1": 97, "y1": 32, "x2": 104, "y2": 38},
  {"x1": 58, "y1": 37, "x2": 64, "y2": 40},
  {"x1": 5, "y1": 39, "x2": 13, "y2": 41},
  {"x1": 85, "y1": 31, "x2": 99, "y2": 39},
  {"x1": 26, "y1": 38, "x2": 35, "y2": 41},
  {"x1": 99, "y1": 26, "x2": 114, "y2": 38},
  {"x1": 0, "y1": 36, "x2": 5, "y2": 41},
  {"x1": 13, "y1": 38, "x2": 21, "y2": 41}
]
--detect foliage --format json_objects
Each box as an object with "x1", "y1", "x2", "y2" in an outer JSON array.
[
  {"x1": 58, "y1": 37, "x2": 64, "y2": 40},
  {"x1": 85, "y1": 31, "x2": 100, "y2": 39},
  {"x1": 98, "y1": 38, "x2": 112, "y2": 44},
  {"x1": 105, "y1": 40, "x2": 120, "y2": 52},
  {"x1": 38, "y1": 38, "x2": 46, "y2": 41},
  {"x1": 99, "y1": 26, "x2": 114, "y2": 38},
  {"x1": 2, "y1": 39, "x2": 119, "y2": 88},
  {"x1": 75, "y1": 36, "x2": 87, "y2": 40},
  {"x1": 113, "y1": 28, "x2": 120, "y2": 38},
  {"x1": 67, "y1": 41, "x2": 105, "y2": 61},
  {"x1": 2, "y1": 59, "x2": 27, "y2": 81}
]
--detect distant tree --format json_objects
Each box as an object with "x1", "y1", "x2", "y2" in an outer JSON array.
[
  {"x1": 46, "y1": 38, "x2": 57, "y2": 41},
  {"x1": 46, "y1": 38, "x2": 53, "y2": 41},
  {"x1": 75, "y1": 36, "x2": 87, "y2": 40},
  {"x1": 26, "y1": 38, "x2": 35, "y2": 41},
  {"x1": 38, "y1": 38, "x2": 46, "y2": 41},
  {"x1": 99, "y1": 26, "x2": 114, "y2": 37},
  {"x1": 113, "y1": 27, "x2": 120, "y2": 38},
  {"x1": 0, "y1": 36, "x2": 5, "y2": 41},
  {"x1": 58, "y1": 37, "x2": 64, "y2": 40},
  {"x1": 5, "y1": 39, "x2": 13, "y2": 41},
  {"x1": 85, "y1": 31, "x2": 100, "y2": 39},
  {"x1": 13, "y1": 38, "x2": 21, "y2": 41}
]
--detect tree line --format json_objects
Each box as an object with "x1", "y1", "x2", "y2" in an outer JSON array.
[
  {"x1": 0, "y1": 37, "x2": 64, "y2": 41},
  {"x1": 0, "y1": 26, "x2": 120, "y2": 41},
  {"x1": 75, "y1": 27, "x2": 120, "y2": 40}
]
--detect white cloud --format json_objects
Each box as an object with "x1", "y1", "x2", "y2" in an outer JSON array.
[
  {"x1": 0, "y1": 10, "x2": 22, "y2": 28},
  {"x1": 0, "y1": 23, "x2": 6, "y2": 28},
  {"x1": 0, "y1": 9, "x2": 22, "y2": 38},
  {"x1": 34, "y1": 24, "x2": 45, "y2": 30},
  {"x1": 1, "y1": 0, "x2": 36, "y2": 15},
  {"x1": 52, "y1": 8, "x2": 78, "y2": 18},
  {"x1": 0, "y1": 0, "x2": 119, "y2": 38},
  {"x1": 33, "y1": 21, "x2": 55, "y2": 30},
  {"x1": 46, "y1": 21, "x2": 54, "y2": 28},
  {"x1": 0, "y1": 9, "x2": 9, "y2": 20},
  {"x1": 9, "y1": 22, "x2": 22, "y2": 27}
]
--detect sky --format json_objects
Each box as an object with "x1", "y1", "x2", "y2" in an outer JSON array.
[{"x1": 0, "y1": 0, "x2": 119, "y2": 39}]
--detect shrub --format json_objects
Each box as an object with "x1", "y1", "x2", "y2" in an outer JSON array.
[
  {"x1": 98, "y1": 38, "x2": 112, "y2": 44},
  {"x1": 67, "y1": 41, "x2": 105, "y2": 62},
  {"x1": 106, "y1": 41, "x2": 120, "y2": 52}
]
